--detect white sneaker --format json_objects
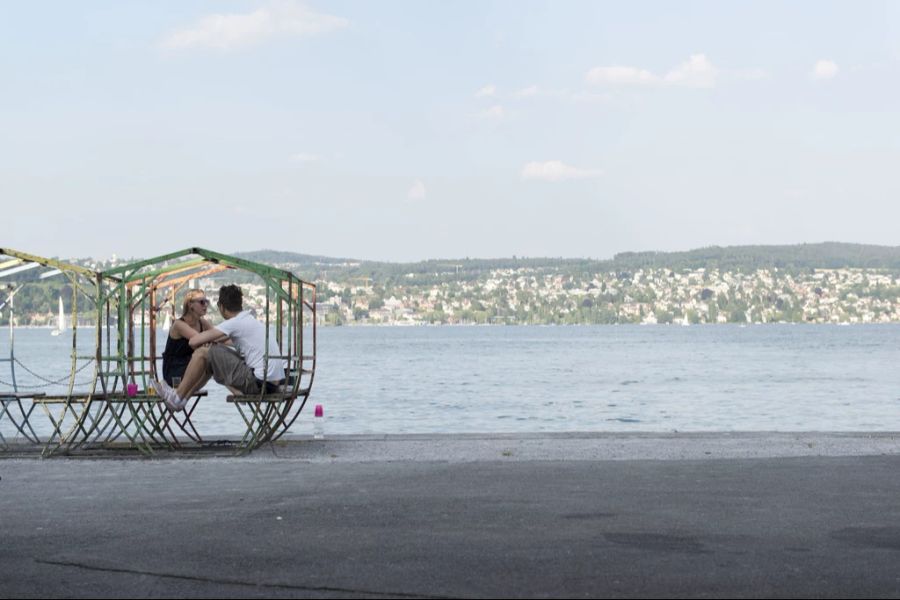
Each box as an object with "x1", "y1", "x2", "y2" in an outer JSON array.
[
  {"x1": 173, "y1": 393, "x2": 189, "y2": 411},
  {"x1": 155, "y1": 380, "x2": 184, "y2": 412}
]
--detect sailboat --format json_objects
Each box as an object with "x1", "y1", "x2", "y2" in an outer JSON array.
[
  {"x1": 51, "y1": 296, "x2": 65, "y2": 336},
  {"x1": 162, "y1": 311, "x2": 172, "y2": 330}
]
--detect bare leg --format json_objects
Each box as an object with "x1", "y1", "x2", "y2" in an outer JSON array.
[{"x1": 176, "y1": 346, "x2": 212, "y2": 399}]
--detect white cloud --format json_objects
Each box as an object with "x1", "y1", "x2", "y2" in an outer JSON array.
[
  {"x1": 290, "y1": 152, "x2": 320, "y2": 163},
  {"x1": 811, "y1": 59, "x2": 839, "y2": 80},
  {"x1": 478, "y1": 105, "x2": 506, "y2": 119},
  {"x1": 160, "y1": 1, "x2": 348, "y2": 51},
  {"x1": 408, "y1": 180, "x2": 426, "y2": 201},
  {"x1": 521, "y1": 161, "x2": 602, "y2": 182},
  {"x1": 475, "y1": 84, "x2": 497, "y2": 98},
  {"x1": 663, "y1": 54, "x2": 717, "y2": 88},
  {"x1": 585, "y1": 54, "x2": 718, "y2": 88}
]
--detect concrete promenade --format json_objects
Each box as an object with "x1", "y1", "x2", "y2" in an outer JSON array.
[{"x1": 2, "y1": 432, "x2": 900, "y2": 598}]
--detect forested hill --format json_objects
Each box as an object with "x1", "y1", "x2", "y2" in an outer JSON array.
[
  {"x1": 236, "y1": 242, "x2": 900, "y2": 281},
  {"x1": 609, "y1": 242, "x2": 900, "y2": 271}
]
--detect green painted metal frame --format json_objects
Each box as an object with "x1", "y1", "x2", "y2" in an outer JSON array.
[
  {"x1": 1, "y1": 247, "x2": 317, "y2": 456},
  {"x1": 93, "y1": 248, "x2": 315, "y2": 454},
  {"x1": 0, "y1": 247, "x2": 112, "y2": 455}
]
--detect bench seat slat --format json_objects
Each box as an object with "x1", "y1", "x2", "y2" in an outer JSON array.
[
  {"x1": 35, "y1": 390, "x2": 209, "y2": 402},
  {"x1": 0, "y1": 392, "x2": 46, "y2": 399},
  {"x1": 226, "y1": 389, "x2": 309, "y2": 403}
]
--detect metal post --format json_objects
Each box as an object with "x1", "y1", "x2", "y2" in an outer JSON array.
[{"x1": 9, "y1": 291, "x2": 16, "y2": 392}]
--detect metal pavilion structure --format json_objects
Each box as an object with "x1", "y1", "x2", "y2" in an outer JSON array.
[{"x1": 0, "y1": 247, "x2": 316, "y2": 456}]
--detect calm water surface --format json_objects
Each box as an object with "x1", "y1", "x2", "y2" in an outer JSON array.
[{"x1": 2, "y1": 325, "x2": 899, "y2": 436}]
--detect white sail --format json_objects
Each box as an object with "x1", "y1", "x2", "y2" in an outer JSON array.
[
  {"x1": 162, "y1": 311, "x2": 171, "y2": 330},
  {"x1": 51, "y1": 296, "x2": 64, "y2": 335}
]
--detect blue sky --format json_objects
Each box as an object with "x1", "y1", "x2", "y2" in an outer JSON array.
[{"x1": 2, "y1": 1, "x2": 899, "y2": 261}]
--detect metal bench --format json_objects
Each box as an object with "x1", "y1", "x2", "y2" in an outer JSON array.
[
  {"x1": 31, "y1": 389, "x2": 209, "y2": 455},
  {"x1": 226, "y1": 388, "x2": 311, "y2": 451},
  {"x1": 0, "y1": 391, "x2": 45, "y2": 447}
]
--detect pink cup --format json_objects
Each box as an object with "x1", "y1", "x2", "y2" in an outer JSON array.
[{"x1": 126, "y1": 383, "x2": 138, "y2": 397}]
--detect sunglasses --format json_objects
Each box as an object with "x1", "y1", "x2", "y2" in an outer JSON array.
[{"x1": 191, "y1": 298, "x2": 210, "y2": 306}]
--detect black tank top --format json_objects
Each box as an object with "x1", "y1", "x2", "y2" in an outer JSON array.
[{"x1": 162, "y1": 318, "x2": 205, "y2": 385}]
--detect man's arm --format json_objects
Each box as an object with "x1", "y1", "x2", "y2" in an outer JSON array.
[{"x1": 189, "y1": 326, "x2": 229, "y2": 349}]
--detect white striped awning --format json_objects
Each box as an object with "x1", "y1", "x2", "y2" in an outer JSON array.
[{"x1": 0, "y1": 262, "x2": 40, "y2": 279}]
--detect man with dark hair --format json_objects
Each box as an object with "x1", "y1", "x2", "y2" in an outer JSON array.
[{"x1": 153, "y1": 284, "x2": 284, "y2": 411}]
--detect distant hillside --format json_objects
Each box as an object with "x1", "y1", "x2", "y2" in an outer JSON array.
[
  {"x1": 233, "y1": 249, "x2": 599, "y2": 283},
  {"x1": 610, "y1": 242, "x2": 900, "y2": 271},
  {"x1": 8, "y1": 242, "x2": 900, "y2": 326},
  {"x1": 236, "y1": 243, "x2": 900, "y2": 281},
  {"x1": 233, "y1": 250, "x2": 358, "y2": 268}
]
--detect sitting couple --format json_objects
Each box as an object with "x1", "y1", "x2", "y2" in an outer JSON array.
[{"x1": 154, "y1": 284, "x2": 284, "y2": 411}]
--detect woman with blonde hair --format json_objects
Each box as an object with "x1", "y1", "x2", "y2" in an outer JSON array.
[{"x1": 161, "y1": 289, "x2": 213, "y2": 386}]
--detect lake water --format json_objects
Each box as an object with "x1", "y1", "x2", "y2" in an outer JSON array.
[{"x1": 2, "y1": 324, "x2": 900, "y2": 437}]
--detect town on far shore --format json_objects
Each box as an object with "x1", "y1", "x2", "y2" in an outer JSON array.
[
  {"x1": 8, "y1": 262, "x2": 900, "y2": 328},
  {"x1": 312, "y1": 265, "x2": 900, "y2": 326}
]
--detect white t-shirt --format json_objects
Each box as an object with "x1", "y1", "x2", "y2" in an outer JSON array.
[{"x1": 215, "y1": 311, "x2": 285, "y2": 382}]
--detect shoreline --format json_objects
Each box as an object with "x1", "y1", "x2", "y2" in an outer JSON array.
[
  {"x1": 253, "y1": 430, "x2": 900, "y2": 463},
  {"x1": 6, "y1": 321, "x2": 900, "y2": 329},
  {"x1": 3, "y1": 431, "x2": 899, "y2": 462}
]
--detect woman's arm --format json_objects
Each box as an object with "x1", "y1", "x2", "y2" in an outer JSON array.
[
  {"x1": 189, "y1": 326, "x2": 229, "y2": 349},
  {"x1": 172, "y1": 318, "x2": 211, "y2": 341}
]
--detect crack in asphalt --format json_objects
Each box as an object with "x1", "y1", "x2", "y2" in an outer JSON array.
[{"x1": 34, "y1": 558, "x2": 453, "y2": 599}]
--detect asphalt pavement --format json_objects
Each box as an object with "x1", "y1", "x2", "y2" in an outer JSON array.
[{"x1": 2, "y1": 432, "x2": 900, "y2": 598}]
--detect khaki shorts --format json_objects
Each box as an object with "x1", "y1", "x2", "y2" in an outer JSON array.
[{"x1": 206, "y1": 344, "x2": 260, "y2": 395}]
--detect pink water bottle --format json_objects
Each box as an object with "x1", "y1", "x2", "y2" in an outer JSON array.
[{"x1": 314, "y1": 404, "x2": 324, "y2": 440}]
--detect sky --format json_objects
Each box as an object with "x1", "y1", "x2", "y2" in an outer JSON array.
[{"x1": 2, "y1": 1, "x2": 900, "y2": 262}]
